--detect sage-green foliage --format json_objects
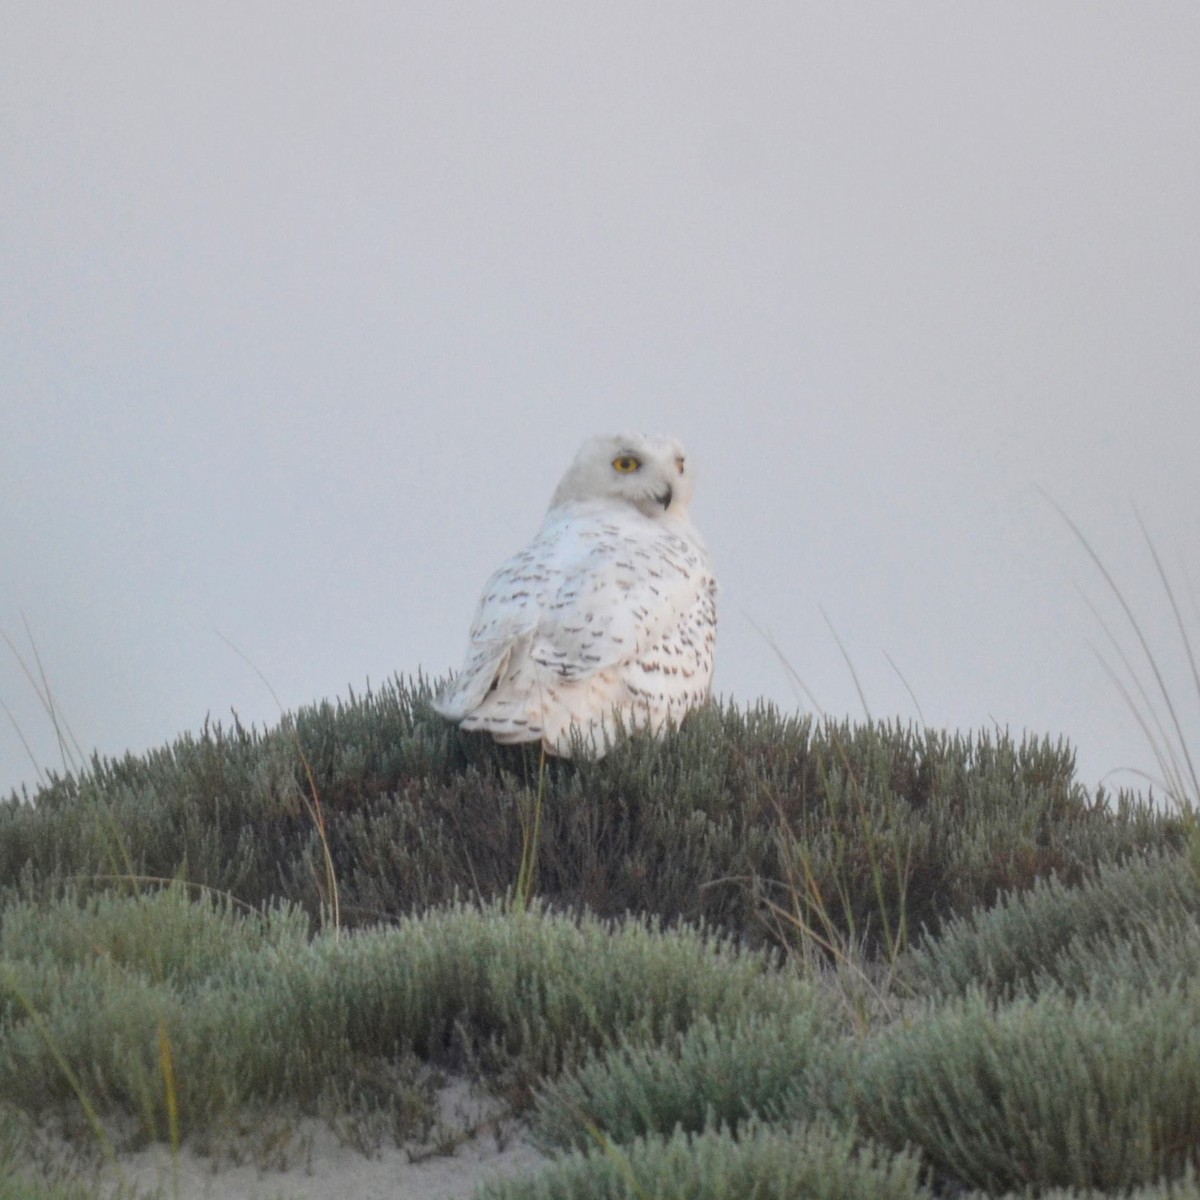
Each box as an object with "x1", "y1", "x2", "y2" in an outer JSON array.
[
  {"x1": 902, "y1": 850, "x2": 1200, "y2": 1002},
  {"x1": 0, "y1": 677, "x2": 1176, "y2": 953},
  {"x1": 0, "y1": 1174, "x2": 97, "y2": 1200},
  {"x1": 530, "y1": 1006, "x2": 848, "y2": 1153},
  {"x1": 986, "y1": 1170, "x2": 1200, "y2": 1199},
  {"x1": 477, "y1": 1120, "x2": 930, "y2": 1200},
  {"x1": 521, "y1": 959, "x2": 1200, "y2": 1197},
  {"x1": 518, "y1": 859, "x2": 1200, "y2": 1196},
  {"x1": 1, "y1": 678, "x2": 1196, "y2": 1198},
  {"x1": 0, "y1": 888, "x2": 793, "y2": 1139},
  {"x1": 851, "y1": 985, "x2": 1200, "y2": 1193}
]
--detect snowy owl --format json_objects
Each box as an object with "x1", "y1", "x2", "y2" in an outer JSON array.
[{"x1": 434, "y1": 433, "x2": 717, "y2": 758}]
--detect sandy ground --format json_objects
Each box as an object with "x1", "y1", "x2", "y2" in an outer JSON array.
[
  {"x1": 111, "y1": 1123, "x2": 548, "y2": 1200},
  {"x1": 21, "y1": 1080, "x2": 551, "y2": 1200}
]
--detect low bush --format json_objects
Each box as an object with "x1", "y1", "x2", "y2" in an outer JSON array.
[
  {"x1": 0, "y1": 890, "x2": 798, "y2": 1140},
  {"x1": 851, "y1": 984, "x2": 1200, "y2": 1193},
  {"x1": 0, "y1": 679, "x2": 1178, "y2": 959},
  {"x1": 901, "y1": 850, "x2": 1200, "y2": 1002},
  {"x1": 530, "y1": 1006, "x2": 846, "y2": 1153},
  {"x1": 478, "y1": 1119, "x2": 929, "y2": 1200},
  {"x1": 1, "y1": 683, "x2": 1192, "y2": 1197},
  {"x1": 984, "y1": 1169, "x2": 1200, "y2": 1199}
]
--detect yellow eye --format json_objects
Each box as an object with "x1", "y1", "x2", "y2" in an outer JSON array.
[{"x1": 612, "y1": 454, "x2": 641, "y2": 474}]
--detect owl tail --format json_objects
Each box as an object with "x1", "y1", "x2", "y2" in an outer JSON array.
[{"x1": 432, "y1": 645, "x2": 514, "y2": 721}]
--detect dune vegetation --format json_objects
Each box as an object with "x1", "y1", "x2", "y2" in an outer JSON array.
[{"x1": 1, "y1": 675, "x2": 1197, "y2": 1198}]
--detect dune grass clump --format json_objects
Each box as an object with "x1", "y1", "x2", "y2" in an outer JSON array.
[
  {"x1": 0, "y1": 678, "x2": 1180, "y2": 961},
  {"x1": 849, "y1": 983, "x2": 1200, "y2": 1194},
  {"x1": 0, "y1": 888, "x2": 800, "y2": 1144},
  {"x1": 901, "y1": 849, "x2": 1200, "y2": 1002},
  {"x1": 987, "y1": 1169, "x2": 1200, "y2": 1199},
  {"x1": 477, "y1": 1119, "x2": 930, "y2": 1200},
  {"x1": 529, "y1": 1006, "x2": 848, "y2": 1154},
  {"x1": 0, "y1": 1171, "x2": 99, "y2": 1200},
  {"x1": 0, "y1": 885, "x2": 308, "y2": 1023}
]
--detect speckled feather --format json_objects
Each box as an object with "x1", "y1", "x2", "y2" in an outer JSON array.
[{"x1": 434, "y1": 434, "x2": 717, "y2": 758}]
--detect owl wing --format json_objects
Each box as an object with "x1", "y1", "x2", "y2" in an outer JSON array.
[
  {"x1": 431, "y1": 540, "x2": 549, "y2": 718},
  {"x1": 527, "y1": 517, "x2": 714, "y2": 682},
  {"x1": 436, "y1": 510, "x2": 714, "y2": 721}
]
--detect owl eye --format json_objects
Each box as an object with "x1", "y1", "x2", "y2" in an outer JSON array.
[{"x1": 612, "y1": 455, "x2": 642, "y2": 474}]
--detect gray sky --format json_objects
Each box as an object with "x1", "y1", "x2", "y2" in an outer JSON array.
[{"x1": 3, "y1": 4, "x2": 1198, "y2": 800}]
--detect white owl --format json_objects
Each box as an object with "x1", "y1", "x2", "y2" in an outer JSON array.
[{"x1": 434, "y1": 433, "x2": 717, "y2": 758}]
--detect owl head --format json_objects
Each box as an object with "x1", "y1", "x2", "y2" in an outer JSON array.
[{"x1": 549, "y1": 433, "x2": 695, "y2": 518}]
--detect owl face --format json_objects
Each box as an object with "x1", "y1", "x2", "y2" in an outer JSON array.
[{"x1": 550, "y1": 433, "x2": 695, "y2": 518}]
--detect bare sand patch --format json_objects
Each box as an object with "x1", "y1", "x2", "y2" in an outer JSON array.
[{"x1": 17, "y1": 1078, "x2": 549, "y2": 1200}]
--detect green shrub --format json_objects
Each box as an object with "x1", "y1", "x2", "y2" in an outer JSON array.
[
  {"x1": 984, "y1": 1167, "x2": 1200, "y2": 1198},
  {"x1": 902, "y1": 851, "x2": 1200, "y2": 1002},
  {"x1": 0, "y1": 680, "x2": 1178, "y2": 957},
  {"x1": 1, "y1": 682, "x2": 1193, "y2": 1196},
  {"x1": 851, "y1": 985, "x2": 1200, "y2": 1193},
  {"x1": 0, "y1": 885, "x2": 308, "y2": 1022},
  {"x1": 0, "y1": 892, "x2": 800, "y2": 1139},
  {"x1": 531, "y1": 1005, "x2": 847, "y2": 1152},
  {"x1": 0, "y1": 1171, "x2": 97, "y2": 1200},
  {"x1": 477, "y1": 1120, "x2": 930, "y2": 1200}
]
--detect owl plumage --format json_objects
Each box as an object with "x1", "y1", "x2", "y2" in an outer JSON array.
[{"x1": 434, "y1": 433, "x2": 717, "y2": 758}]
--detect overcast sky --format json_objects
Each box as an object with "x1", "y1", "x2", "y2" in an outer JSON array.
[{"x1": 3, "y1": 4, "x2": 1198, "y2": 801}]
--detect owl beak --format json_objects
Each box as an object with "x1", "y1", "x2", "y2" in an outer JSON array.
[{"x1": 655, "y1": 484, "x2": 673, "y2": 510}]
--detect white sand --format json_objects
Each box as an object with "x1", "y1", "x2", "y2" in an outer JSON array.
[
  {"x1": 111, "y1": 1122, "x2": 547, "y2": 1200},
  {"x1": 23, "y1": 1080, "x2": 551, "y2": 1200}
]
